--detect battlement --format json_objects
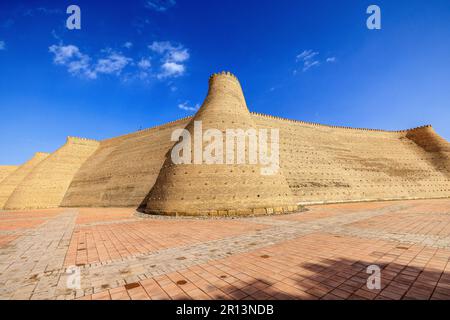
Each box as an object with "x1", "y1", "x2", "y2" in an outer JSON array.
[
  {"x1": 66, "y1": 136, "x2": 100, "y2": 145},
  {"x1": 35, "y1": 152, "x2": 51, "y2": 157},
  {"x1": 251, "y1": 112, "x2": 433, "y2": 134},
  {"x1": 209, "y1": 71, "x2": 238, "y2": 82}
]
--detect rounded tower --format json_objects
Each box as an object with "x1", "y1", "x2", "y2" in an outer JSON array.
[{"x1": 144, "y1": 72, "x2": 298, "y2": 216}]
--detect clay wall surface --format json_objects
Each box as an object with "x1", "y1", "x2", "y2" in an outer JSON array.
[
  {"x1": 4, "y1": 138, "x2": 99, "y2": 209},
  {"x1": 61, "y1": 118, "x2": 192, "y2": 207},
  {"x1": 145, "y1": 73, "x2": 298, "y2": 216},
  {"x1": 1, "y1": 73, "x2": 449, "y2": 211},
  {"x1": 0, "y1": 153, "x2": 50, "y2": 209},
  {"x1": 252, "y1": 114, "x2": 450, "y2": 204},
  {"x1": 0, "y1": 166, "x2": 18, "y2": 184}
]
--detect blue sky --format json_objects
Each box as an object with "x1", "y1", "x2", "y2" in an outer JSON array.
[{"x1": 0, "y1": 0, "x2": 449, "y2": 165}]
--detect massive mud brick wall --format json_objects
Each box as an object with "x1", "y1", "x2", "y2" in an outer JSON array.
[
  {"x1": 253, "y1": 116, "x2": 450, "y2": 204},
  {"x1": 1, "y1": 71, "x2": 449, "y2": 213},
  {"x1": 145, "y1": 72, "x2": 298, "y2": 216},
  {"x1": 0, "y1": 166, "x2": 18, "y2": 184},
  {"x1": 4, "y1": 138, "x2": 99, "y2": 210},
  {"x1": 61, "y1": 118, "x2": 192, "y2": 208},
  {"x1": 0, "y1": 153, "x2": 49, "y2": 209}
]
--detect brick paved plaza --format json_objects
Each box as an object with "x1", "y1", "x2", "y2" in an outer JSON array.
[{"x1": 0, "y1": 199, "x2": 449, "y2": 300}]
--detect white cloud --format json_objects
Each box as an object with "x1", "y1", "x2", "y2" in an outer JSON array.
[
  {"x1": 24, "y1": 7, "x2": 62, "y2": 17},
  {"x1": 296, "y1": 50, "x2": 318, "y2": 62},
  {"x1": 302, "y1": 60, "x2": 320, "y2": 72},
  {"x1": 49, "y1": 44, "x2": 96, "y2": 79},
  {"x1": 95, "y1": 52, "x2": 132, "y2": 75},
  {"x1": 145, "y1": 0, "x2": 176, "y2": 12},
  {"x1": 0, "y1": 41, "x2": 5, "y2": 50},
  {"x1": 49, "y1": 44, "x2": 131, "y2": 79},
  {"x1": 148, "y1": 41, "x2": 173, "y2": 54},
  {"x1": 137, "y1": 58, "x2": 151, "y2": 69},
  {"x1": 158, "y1": 62, "x2": 185, "y2": 79},
  {"x1": 149, "y1": 41, "x2": 189, "y2": 78},
  {"x1": 49, "y1": 40, "x2": 189, "y2": 82},
  {"x1": 123, "y1": 42, "x2": 133, "y2": 49},
  {"x1": 296, "y1": 49, "x2": 320, "y2": 72},
  {"x1": 168, "y1": 48, "x2": 189, "y2": 62},
  {"x1": 178, "y1": 102, "x2": 199, "y2": 112},
  {"x1": 295, "y1": 49, "x2": 336, "y2": 73}
]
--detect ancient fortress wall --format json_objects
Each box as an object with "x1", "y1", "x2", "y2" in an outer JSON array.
[
  {"x1": 144, "y1": 72, "x2": 298, "y2": 216},
  {"x1": 1, "y1": 72, "x2": 449, "y2": 212},
  {"x1": 0, "y1": 153, "x2": 50, "y2": 209},
  {"x1": 4, "y1": 138, "x2": 99, "y2": 210},
  {"x1": 252, "y1": 115, "x2": 450, "y2": 204},
  {"x1": 61, "y1": 118, "x2": 192, "y2": 208},
  {"x1": 0, "y1": 166, "x2": 18, "y2": 184}
]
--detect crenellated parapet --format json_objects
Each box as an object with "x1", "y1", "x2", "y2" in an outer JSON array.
[
  {"x1": 251, "y1": 112, "x2": 434, "y2": 134},
  {"x1": 209, "y1": 71, "x2": 238, "y2": 82},
  {"x1": 66, "y1": 136, "x2": 100, "y2": 146}
]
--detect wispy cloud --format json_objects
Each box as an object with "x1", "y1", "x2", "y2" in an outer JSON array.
[
  {"x1": 296, "y1": 50, "x2": 319, "y2": 62},
  {"x1": 296, "y1": 50, "x2": 320, "y2": 72},
  {"x1": 49, "y1": 44, "x2": 130, "y2": 79},
  {"x1": 95, "y1": 51, "x2": 132, "y2": 76},
  {"x1": 149, "y1": 41, "x2": 190, "y2": 79},
  {"x1": 295, "y1": 50, "x2": 336, "y2": 73},
  {"x1": 0, "y1": 41, "x2": 5, "y2": 51},
  {"x1": 24, "y1": 7, "x2": 62, "y2": 17},
  {"x1": 49, "y1": 44, "x2": 97, "y2": 79},
  {"x1": 49, "y1": 40, "x2": 190, "y2": 82},
  {"x1": 145, "y1": 0, "x2": 176, "y2": 12},
  {"x1": 178, "y1": 102, "x2": 200, "y2": 112},
  {"x1": 123, "y1": 42, "x2": 133, "y2": 49},
  {"x1": 159, "y1": 62, "x2": 185, "y2": 79},
  {"x1": 137, "y1": 58, "x2": 151, "y2": 69}
]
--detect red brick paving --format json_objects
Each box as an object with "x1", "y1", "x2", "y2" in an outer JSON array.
[
  {"x1": 65, "y1": 219, "x2": 267, "y2": 266},
  {"x1": 0, "y1": 199, "x2": 449, "y2": 300}
]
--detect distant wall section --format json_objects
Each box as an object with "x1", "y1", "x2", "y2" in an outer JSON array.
[
  {"x1": 4, "y1": 138, "x2": 99, "y2": 210},
  {"x1": 252, "y1": 113, "x2": 450, "y2": 204},
  {"x1": 0, "y1": 166, "x2": 18, "y2": 184},
  {"x1": 61, "y1": 118, "x2": 192, "y2": 207},
  {"x1": 0, "y1": 153, "x2": 50, "y2": 209}
]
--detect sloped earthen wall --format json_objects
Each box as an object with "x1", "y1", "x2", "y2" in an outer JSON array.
[
  {"x1": 4, "y1": 138, "x2": 99, "y2": 209},
  {"x1": 253, "y1": 114, "x2": 450, "y2": 204},
  {"x1": 61, "y1": 118, "x2": 192, "y2": 207},
  {"x1": 0, "y1": 166, "x2": 18, "y2": 184},
  {"x1": 0, "y1": 153, "x2": 50, "y2": 209}
]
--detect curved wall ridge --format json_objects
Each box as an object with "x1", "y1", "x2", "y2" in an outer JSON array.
[
  {"x1": 403, "y1": 126, "x2": 450, "y2": 178},
  {"x1": 0, "y1": 152, "x2": 50, "y2": 209},
  {"x1": 0, "y1": 166, "x2": 18, "y2": 184},
  {"x1": 4, "y1": 137, "x2": 99, "y2": 210}
]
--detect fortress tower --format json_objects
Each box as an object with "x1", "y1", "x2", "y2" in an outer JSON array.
[{"x1": 144, "y1": 72, "x2": 298, "y2": 216}]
